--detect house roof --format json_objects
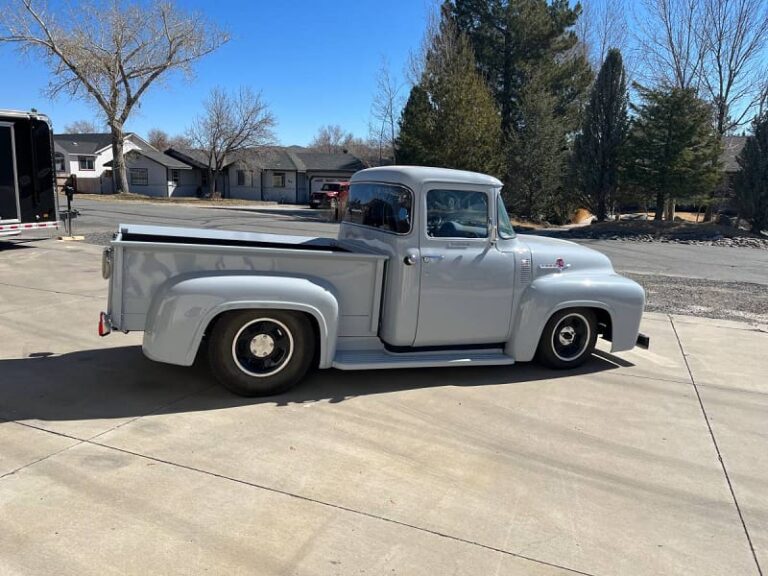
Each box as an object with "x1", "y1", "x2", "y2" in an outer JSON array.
[
  {"x1": 53, "y1": 133, "x2": 114, "y2": 155},
  {"x1": 165, "y1": 148, "x2": 218, "y2": 170},
  {"x1": 290, "y1": 150, "x2": 365, "y2": 172},
  {"x1": 166, "y1": 146, "x2": 365, "y2": 173},
  {"x1": 245, "y1": 147, "x2": 298, "y2": 171},
  {"x1": 722, "y1": 136, "x2": 747, "y2": 173},
  {"x1": 104, "y1": 147, "x2": 192, "y2": 170}
]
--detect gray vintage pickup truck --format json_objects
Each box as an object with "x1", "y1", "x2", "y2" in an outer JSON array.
[{"x1": 101, "y1": 166, "x2": 648, "y2": 396}]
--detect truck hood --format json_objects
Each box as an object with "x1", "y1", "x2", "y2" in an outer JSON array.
[{"x1": 518, "y1": 234, "x2": 614, "y2": 278}]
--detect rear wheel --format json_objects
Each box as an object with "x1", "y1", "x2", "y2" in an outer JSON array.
[
  {"x1": 536, "y1": 308, "x2": 597, "y2": 369},
  {"x1": 208, "y1": 310, "x2": 315, "y2": 396}
]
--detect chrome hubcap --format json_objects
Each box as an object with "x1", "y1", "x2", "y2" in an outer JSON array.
[
  {"x1": 558, "y1": 326, "x2": 576, "y2": 346},
  {"x1": 551, "y1": 313, "x2": 591, "y2": 362},
  {"x1": 249, "y1": 334, "x2": 275, "y2": 358},
  {"x1": 231, "y1": 318, "x2": 294, "y2": 378}
]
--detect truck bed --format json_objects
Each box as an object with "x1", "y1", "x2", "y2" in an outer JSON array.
[{"x1": 107, "y1": 224, "x2": 387, "y2": 337}]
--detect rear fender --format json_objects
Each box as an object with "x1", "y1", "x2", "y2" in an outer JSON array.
[
  {"x1": 142, "y1": 274, "x2": 339, "y2": 368},
  {"x1": 506, "y1": 273, "x2": 645, "y2": 361}
]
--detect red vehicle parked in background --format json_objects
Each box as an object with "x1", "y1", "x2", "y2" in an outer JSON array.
[{"x1": 309, "y1": 181, "x2": 349, "y2": 219}]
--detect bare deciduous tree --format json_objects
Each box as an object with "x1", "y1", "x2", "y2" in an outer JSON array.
[
  {"x1": 577, "y1": 0, "x2": 630, "y2": 71},
  {"x1": 700, "y1": 0, "x2": 768, "y2": 135},
  {"x1": 308, "y1": 124, "x2": 352, "y2": 154},
  {"x1": 64, "y1": 119, "x2": 99, "y2": 133},
  {"x1": 405, "y1": 2, "x2": 440, "y2": 86},
  {"x1": 146, "y1": 128, "x2": 191, "y2": 151},
  {"x1": 635, "y1": 0, "x2": 707, "y2": 90},
  {"x1": 0, "y1": 0, "x2": 228, "y2": 193},
  {"x1": 187, "y1": 86, "x2": 276, "y2": 199},
  {"x1": 370, "y1": 58, "x2": 403, "y2": 163},
  {"x1": 147, "y1": 128, "x2": 171, "y2": 151}
]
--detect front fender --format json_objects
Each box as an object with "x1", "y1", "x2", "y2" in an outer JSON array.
[
  {"x1": 507, "y1": 273, "x2": 645, "y2": 362},
  {"x1": 142, "y1": 274, "x2": 339, "y2": 368}
]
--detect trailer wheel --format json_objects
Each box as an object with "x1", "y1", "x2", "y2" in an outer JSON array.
[
  {"x1": 208, "y1": 310, "x2": 315, "y2": 397},
  {"x1": 536, "y1": 308, "x2": 597, "y2": 369}
]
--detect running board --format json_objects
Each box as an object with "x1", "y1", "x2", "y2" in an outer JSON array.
[{"x1": 332, "y1": 349, "x2": 515, "y2": 370}]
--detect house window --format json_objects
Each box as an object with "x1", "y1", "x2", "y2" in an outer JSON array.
[
  {"x1": 237, "y1": 170, "x2": 246, "y2": 186},
  {"x1": 54, "y1": 153, "x2": 66, "y2": 173},
  {"x1": 78, "y1": 156, "x2": 95, "y2": 171},
  {"x1": 171, "y1": 169, "x2": 180, "y2": 185},
  {"x1": 129, "y1": 168, "x2": 148, "y2": 186},
  {"x1": 272, "y1": 172, "x2": 285, "y2": 188}
]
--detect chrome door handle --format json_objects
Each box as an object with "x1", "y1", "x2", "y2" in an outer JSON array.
[{"x1": 422, "y1": 254, "x2": 444, "y2": 263}]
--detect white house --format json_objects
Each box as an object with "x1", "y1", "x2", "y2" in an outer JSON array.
[{"x1": 54, "y1": 132, "x2": 192, "y2": 197}]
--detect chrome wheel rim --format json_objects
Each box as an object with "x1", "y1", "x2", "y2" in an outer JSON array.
[
  {"x1": 232, "y1": 318, "x2": 294, "y2": 377},
  {"x1": 551, "y1": 313, "x2": 590, "y2": 362}
]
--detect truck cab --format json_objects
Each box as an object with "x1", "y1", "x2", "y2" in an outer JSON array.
[
  {"x1": 102, "y1": 166, "x2": 647, "y2": 397},
  {"x1": 340, "y1": 167, "x2": 518, "y2": 348}
]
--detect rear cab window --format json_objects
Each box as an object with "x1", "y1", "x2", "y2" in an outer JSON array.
[
  {"x1": 426, "y1": 189, "x2": 488, "y2": 238},
  {"x1": 344, "y1": 182, "x2": 412, "y2": 234}
]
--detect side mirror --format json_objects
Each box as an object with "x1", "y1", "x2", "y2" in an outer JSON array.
[{"x1": 489, "y1": 220, "x2": 498, "y2": 245}]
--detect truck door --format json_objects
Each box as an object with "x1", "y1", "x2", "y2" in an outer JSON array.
[
  {"x1": 414, "y1": 187, "x2": 515, "y2": 347},
  {"x1": 0, "y1": 122, "x2": 21, "y2": 224}
]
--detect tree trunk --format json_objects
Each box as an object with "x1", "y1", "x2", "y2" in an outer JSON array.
[
  {"x1": 596, "y1": 189, "x2": 607, "y2": 221},
  {"x1": 665, "y1": 197, "x2": 676, "y2": 221},
  {"x1": 654, "y1": 190, "x2": 664, "y2": 221},
  {"x1": 110, "y1": 124, "x2": 130, "y2": 194},
  {"x1": 208, "y1": 168, "x2": 216, "y2": 198}
]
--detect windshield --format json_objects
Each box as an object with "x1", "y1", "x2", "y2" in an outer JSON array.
[
  {"x1": 497, "y1": 195, "x2": 515, "y2": 238},
  {"x1": 321, "y1": 183, "x2": 341, "y2": 192}
]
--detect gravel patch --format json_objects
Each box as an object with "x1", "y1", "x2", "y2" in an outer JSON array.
[
  {"x1": 625, "y1": 272, "x2": 768, "y2": 325},
  {"x1": 85, "y1": 232, "x2": 114, "y2": 247},
  {"x1": 524, "y1": 222, "x2": 768, "y2": 250},
  {"x1": 574, "y1": 233, "x2": 768, "y2": 250}
]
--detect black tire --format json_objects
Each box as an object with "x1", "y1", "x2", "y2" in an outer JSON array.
[
  {"x1": 208, "y1": 310, "x2": 315, "y2": 397},
  {"x1": 536, "y1": 308, "x2": 598, "y2": 369}
]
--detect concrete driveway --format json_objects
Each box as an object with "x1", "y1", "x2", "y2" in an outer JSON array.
[{"x1": 0, "y1": 239, "x2": 765, "y2": 576}]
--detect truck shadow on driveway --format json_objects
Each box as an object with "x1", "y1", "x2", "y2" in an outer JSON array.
[{"x1": 0, "y1": 345, "x2": 629, "y2": 425}]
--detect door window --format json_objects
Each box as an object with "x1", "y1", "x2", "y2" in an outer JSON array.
[
  {"x1": 344, "y1": 182, "x2": 412, "y2": 234},
  {"x1": 426, "y1": 189, "x2": 488, "y2": 238}
]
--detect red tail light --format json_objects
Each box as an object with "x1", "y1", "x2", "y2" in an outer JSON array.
[{"x1": 98, "y1": 312, "x2": 112, "y2": 337}]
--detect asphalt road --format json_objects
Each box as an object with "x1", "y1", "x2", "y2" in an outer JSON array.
[{"x1": 14, "y1": 194, "x2": 768, "y2": 287}]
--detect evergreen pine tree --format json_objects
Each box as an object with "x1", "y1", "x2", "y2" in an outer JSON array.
[
  {"x1": 624, "y1": 86, "x2": 721, "y2": 220},
  {"x1": 506, "y1": 73, "x2": 566, "y2": 219},
  {"x1": 734, "y1": 113, "x2": 768, "y2": 234},
  {"x1": 397, "y1": 9, "x2": 503, "y2": 176},
  {"x1": 397, "y1": 85, "x2": 435, "y2": 166},
  {"x1": 450, "y1": 0, "x2": 593, "y2": 217},
  {"x1": 573, "y1": 49, "x2": 629, "y2": 221}
]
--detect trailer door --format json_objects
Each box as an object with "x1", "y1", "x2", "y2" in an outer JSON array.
[{"x1": 0, "y1": 122, "x2": 21, "y2": 224}]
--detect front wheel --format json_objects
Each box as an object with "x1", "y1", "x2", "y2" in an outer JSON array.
[
  {"x1": 208, "y1": 310, "x2": 316, "y2": 396},
  {"x1": 536, "y1": 308, "x2": 597, "y2": 369}
]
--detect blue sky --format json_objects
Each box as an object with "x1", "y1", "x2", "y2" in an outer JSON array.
[{"x1": 0, "y1": 0, "x2": 431, "y2": 145}]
